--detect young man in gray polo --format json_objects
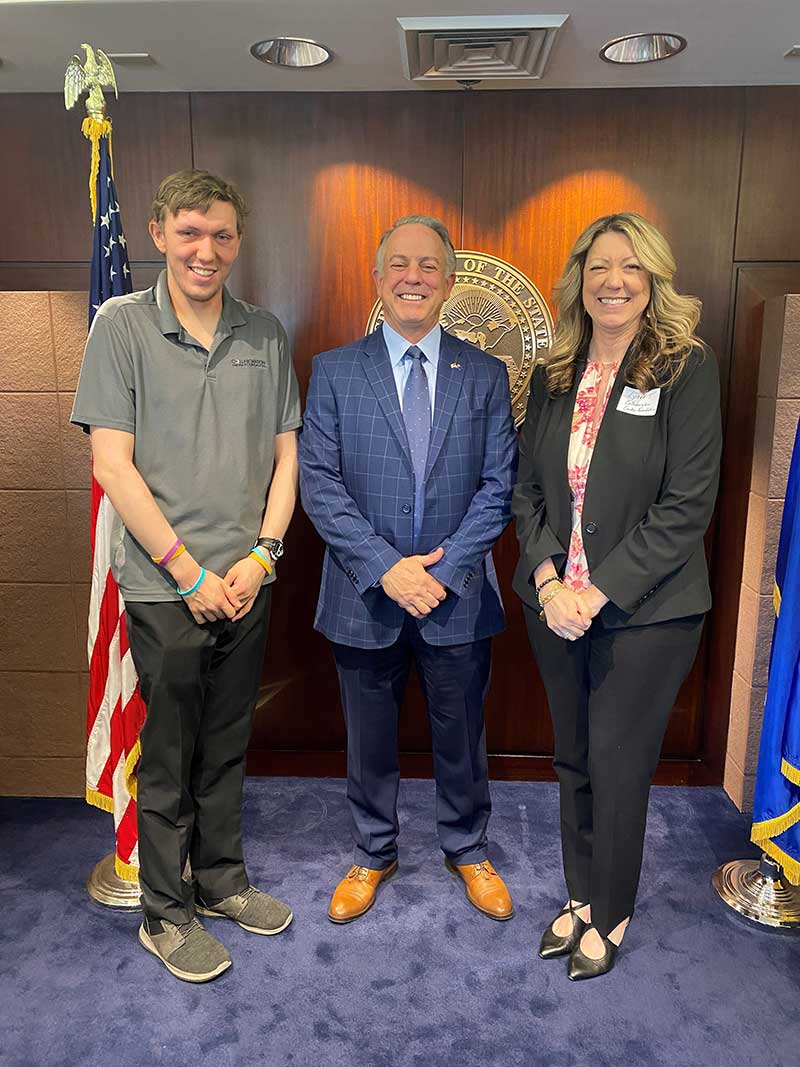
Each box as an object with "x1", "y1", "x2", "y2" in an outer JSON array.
[{"x1": 71, "y1": 170, "x2": 301, "y2": 983}]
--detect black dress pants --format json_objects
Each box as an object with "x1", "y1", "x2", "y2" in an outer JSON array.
[
  {"x1": 332, "y1": 617, "x2": 493, "y2": 869},
  {"x1": 525, "y1": 607, "x2": 704, "y2": 936},
  {"x1": 125, "y1": 588, "x2": 271, "y2": 924}
]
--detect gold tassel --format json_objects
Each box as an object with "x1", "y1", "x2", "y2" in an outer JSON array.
[
  {"x1": 773, "y1": 581, "x2": 782, "y2": 618},
  {"x1": 80, "y1": 116, "x2": 114, "y2": 221}
]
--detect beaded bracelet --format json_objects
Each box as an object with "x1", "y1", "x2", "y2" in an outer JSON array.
[
  {"x1": 177, "y1": 567, "x2": 206, "y2": 597},
  {"x1": 248, "y1": 547, "x2": 273, "y2": 575},
  {"x1": 151, "y1": 539, "x2": 185, "y2": 566}
]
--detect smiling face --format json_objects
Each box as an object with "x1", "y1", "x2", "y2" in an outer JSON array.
[
  {"x1": 582, "y1": 229, "x2": 651, "y2": 339},
  {"x1": 373, "y1": 223, "x2": 455, "y2": 343},
  {"x1": 148, "y1": 200, "x2": 241, "y2": 314}
]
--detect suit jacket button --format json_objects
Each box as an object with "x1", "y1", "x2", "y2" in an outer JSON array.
[
  {"x1": 402, "y1": 504, "x2": 412, "y2": 514},
  {"x1": 585, "y1": 522, "x2": 598, "y2": 535}
]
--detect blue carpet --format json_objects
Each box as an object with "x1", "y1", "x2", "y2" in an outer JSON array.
[{"x1": 1, "y1": 779, "x2": 798, "y2": 1067}]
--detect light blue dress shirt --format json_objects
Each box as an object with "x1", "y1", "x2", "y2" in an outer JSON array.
[{"x1": 382, "y1": 321, "x2": 441, "y2": 415}]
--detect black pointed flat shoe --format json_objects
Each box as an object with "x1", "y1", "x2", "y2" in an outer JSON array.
[
  {"x1": 567, "y1": 928, "x2": 618, "y2": 981},
  {"x1": 538, "y1": 904, "x2": 587, "y2": 960}
]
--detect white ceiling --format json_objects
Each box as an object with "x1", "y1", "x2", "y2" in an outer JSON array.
[{"x1": 1, "y1": 0, "x2": 799, "y2": 93}]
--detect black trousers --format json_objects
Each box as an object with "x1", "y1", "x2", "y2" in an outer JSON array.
[
  {"x1": 332, "y1": 618, "x2": 492, "y2": 869},
  {"x1": 125, "y1": 588, "x2": 271, "y2": 924},
  {"x1": 525, "y1": 607, "x2": 704, "y2": 936}
]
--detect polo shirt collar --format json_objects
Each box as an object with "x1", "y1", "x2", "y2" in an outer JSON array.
[
  {"x1": 154, "y1": 268, "x2": 248, "y2": 339},
  {"x1": 382, "y1": 320, "x2": 442, "y2": 370}
]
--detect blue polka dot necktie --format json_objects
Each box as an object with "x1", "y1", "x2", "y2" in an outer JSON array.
[{"x1": 402, "y1": 345, "x2": 431, "y2": 548}]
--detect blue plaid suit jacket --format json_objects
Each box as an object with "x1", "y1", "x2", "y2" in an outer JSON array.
[{"x1": 299, "y1": 328, "x2": 518, "y2": 648}]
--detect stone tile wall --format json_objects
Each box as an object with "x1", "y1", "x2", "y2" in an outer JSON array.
[
  {"x1": 0, "y1": 292, "x2": 91, "y2": 795},
  {"x1": 724, "y1": 293, "x2": 800, "y2": 809}
]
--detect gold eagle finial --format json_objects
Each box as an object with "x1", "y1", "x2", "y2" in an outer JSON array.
[{"x1": 64, "y1": 43, "x2": 118, "y2": 120}]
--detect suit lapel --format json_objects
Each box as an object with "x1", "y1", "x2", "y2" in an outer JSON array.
[
  {"x1": 361, "y1": 328, "x2": 412, "y2": 462},
  {"x1": 425, "y1": 331, "x2": 465, "y2": 480}
]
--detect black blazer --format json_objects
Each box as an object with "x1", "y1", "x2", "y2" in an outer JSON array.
[{"x1": 512, "y1": 344, "x2": 722, "y2": 628}]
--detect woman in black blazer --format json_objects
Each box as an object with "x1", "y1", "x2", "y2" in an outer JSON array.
[{"x1": 512, "y1": 213, "x2": 722, "y2": 980}]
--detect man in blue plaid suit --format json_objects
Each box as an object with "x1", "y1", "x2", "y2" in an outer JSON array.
[{"x1": 299, "y1": 216, "x2": 518, "y2": 923}]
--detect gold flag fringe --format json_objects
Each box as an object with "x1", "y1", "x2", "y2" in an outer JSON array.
[
  {"x1": 85, "y1": 785, "x2": 114, "y2": 813},
  {"x1": 124, "y1": 737, "x2": 141, "y2": 802},
  {"x1": 81, "y1": 116, "x2": 114, "y2": 221},
  {"x1": 114, "y1": 855, "x2": 140, "y2": 882},
  {"x1": 781, "y1": 757, "x2": 800, "y2": 787},
  {"x1": 751, "y1": 796, "x2": 800, "y2": 885}
]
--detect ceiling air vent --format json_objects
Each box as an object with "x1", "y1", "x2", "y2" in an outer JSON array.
[{"x1": 397, "y1": 15, "x2": 568, "y2": 82}]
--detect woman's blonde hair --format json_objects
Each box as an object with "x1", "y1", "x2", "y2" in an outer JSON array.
[{"x1": 544, "y1": 212, "x2": 702, "y2": 394}]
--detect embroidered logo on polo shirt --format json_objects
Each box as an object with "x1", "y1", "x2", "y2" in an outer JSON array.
[{"x1": 231, "y1": 358, "x2": 268, "y2": 369}]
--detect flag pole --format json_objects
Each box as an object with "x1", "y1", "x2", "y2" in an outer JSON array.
[
  {"x1": 713, "y1": 854, "x2": 800, "y2": 928},
  {"x1": 713, "y1": 416, "x2": 800, "y2": 931},
  {"x1": 66, "y1": 44, "x2": 141, "y2": 909}
]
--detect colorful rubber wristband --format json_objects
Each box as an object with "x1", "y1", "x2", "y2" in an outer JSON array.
[
  {"x1": 248, "y1": 548, "x2": 273, "y2": 575},
  {"x1": 152, "y1": 538, "x2": 184, "y2": 566},
  {"x1": 177, "y1": 567, "x2": 206, "y2": 597}
]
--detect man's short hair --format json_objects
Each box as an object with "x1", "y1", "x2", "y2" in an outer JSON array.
[
  {"x1": 375, "y1": 215, "x2": 457, "y2": 275},
  {"x1": 151, "y1": 170, "x2": 248, "y2": 236}
]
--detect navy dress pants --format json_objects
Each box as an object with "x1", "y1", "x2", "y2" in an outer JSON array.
[
  {"x1": 332, "y1": 617, "x2": 493, "y2": 870},
  {"x1": 526, "y1": 607, "x2": 704, "y2": 936},
  {"x1": 125, "y1": 588, "x2": 271, "y2": 924}
]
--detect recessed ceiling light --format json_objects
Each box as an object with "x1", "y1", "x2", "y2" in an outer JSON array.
[
  {"x1": 785, "y1": 46, "x2": 800, "y2": 59},
  {"x1": 250, "y1": 38, "x2": 333, "y2": 68},
  {"x1": 600, "y1": 33, "x2": 687, "y2": 65}
]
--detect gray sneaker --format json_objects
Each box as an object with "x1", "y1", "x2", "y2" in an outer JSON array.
[
  {"x1": 138, "y1": 917, "x2": 232, "y2": 983},
  {"x1": 196, "y1": 885, "x2": 294, "y2": 935}
]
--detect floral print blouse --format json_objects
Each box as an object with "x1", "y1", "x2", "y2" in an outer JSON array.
[{"x1": 562, "y1": 359, "x2": 621, "y2": 592}]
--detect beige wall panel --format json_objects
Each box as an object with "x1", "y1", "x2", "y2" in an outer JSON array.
[
  {"x1": 0, "y1": 671, "x2": 83, "y2": 757},
  {"x1": 51, "y1": 292, "x2": 88, "y2": 391},
  {"x1": 725, "y1": 670, "x2": 767, "y2": 774},
  {"x1": 66, "y1": 490, "x2": 92, "y2": 583},
  {"x1": 0, "y1": 292, "x2": 56, "y2": 391},
  {"x1": 0, "y1": 490, "x2": 70, "y2": 583},
  {"x1": 0, "y1": 584, "x2": 78, "y2": 671},
  {"x1": 768, "y1": 399, "x2": 800, "y2": 498},
  {"x1": 72, "y1": 583, "x2": 90, "y2": 669},
  {"x1": 0, "y1": 392, "x2": 63, "y2": 489},
  {"x1": 0, "y1": 756, "x2": 84, "y2": 796},
  {"x1": 58, "y1": 392, "x2": 92, "y2": 490}
]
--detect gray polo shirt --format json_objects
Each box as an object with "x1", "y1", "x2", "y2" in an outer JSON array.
[{"x1": 71, "y1": 270, "x2": 302, "y2": 602}]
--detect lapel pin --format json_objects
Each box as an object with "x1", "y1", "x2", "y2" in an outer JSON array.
[{"x1": 450, "y1": 362, "x2": 462, "y2": 369}]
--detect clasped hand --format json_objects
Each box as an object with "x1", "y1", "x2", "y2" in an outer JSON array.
[
  {"x1": 380, "y1": 547, "x2": 447, "y2": 618},
  {"x1": 183, "y1": 557, "x2": 265, "y2": 624},
  {"x1": 543, "y1": 584, "x2": 608, "y2": 641}
]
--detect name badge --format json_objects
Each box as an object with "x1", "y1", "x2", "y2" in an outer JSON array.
[{"x1": 617, "y1": 386, "x2": 660, "y2": 417}]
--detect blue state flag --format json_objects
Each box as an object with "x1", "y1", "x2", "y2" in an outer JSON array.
[{"x1": 751, "y1": 416, "x2": 800, "y2": 883}]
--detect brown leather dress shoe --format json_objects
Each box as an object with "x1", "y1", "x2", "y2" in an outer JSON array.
[
  {"x1": 327, "y1": 860, "x2": 398, "y2": 923},
  {"x1": 445, "y1": 859, "x2": 514, "y2": 920}
]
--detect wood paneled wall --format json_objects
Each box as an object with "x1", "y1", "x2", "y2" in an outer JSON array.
[{"x1": 2, "y1": 86, "x2": 799, "y2": 792}]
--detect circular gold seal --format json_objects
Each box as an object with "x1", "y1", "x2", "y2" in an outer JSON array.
[{"x1": 366, "y1": 250, "x2": 553, "y2": 427}]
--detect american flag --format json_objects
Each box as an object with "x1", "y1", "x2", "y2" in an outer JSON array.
[{"x1": 84, "y1": 128, "x2": 145, "y2": 881}]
